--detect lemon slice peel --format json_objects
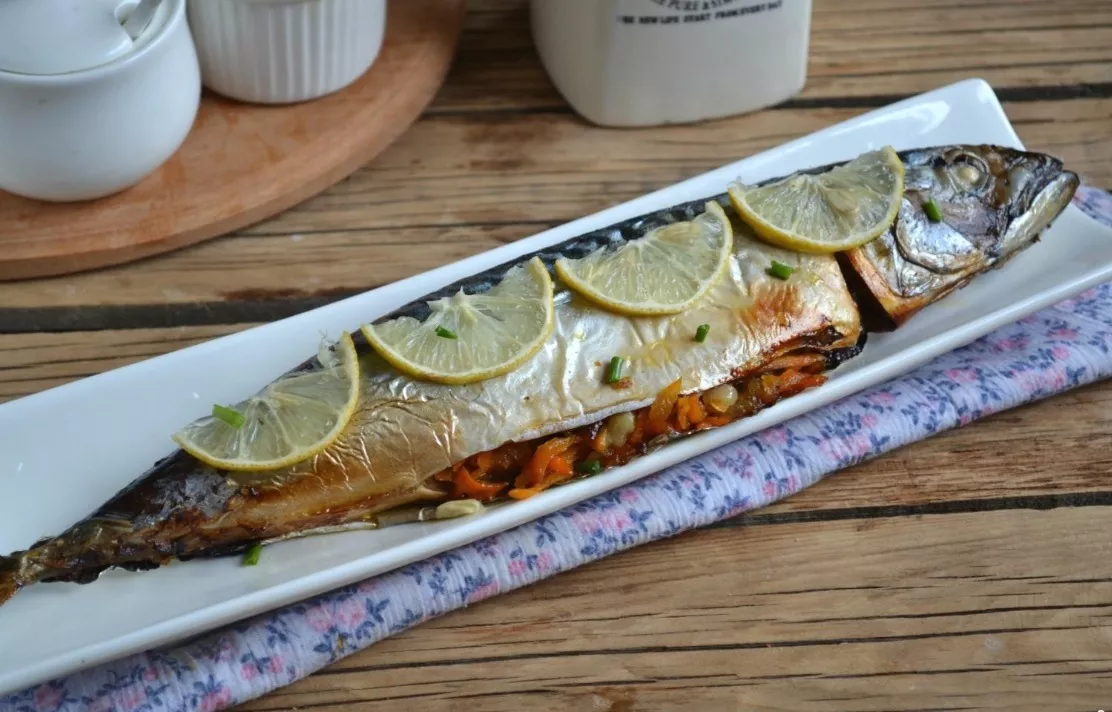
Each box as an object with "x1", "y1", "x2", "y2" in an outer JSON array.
[
  {"x1": 362, "y1": 256, "x2": 556, "y2": 385},
  {"x1": 728, "y1": 146, "x2": 905, "y2": 254},
  {"x1": 554, "y1": 200, "x2": 734, "y2": 317},
  {"x1": 173, "y1": 331, "x2": 361, "y2": 472}
]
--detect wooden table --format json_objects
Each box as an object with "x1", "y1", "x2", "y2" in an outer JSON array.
[{"x1": 2, "y1": 0, "x2": 1111, "y2": 709}]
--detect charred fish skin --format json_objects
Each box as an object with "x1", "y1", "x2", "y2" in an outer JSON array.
[
  {"x1": 0, "y1": 145, "x2": 1075, "y2": 607},
  {"x1": 0, "y1": 445, "x2": 451, "y2": 596},
  {"x1": 0, "y1": 214, "x2": 863, "y2": 606},
  {"x1": 0, "y1": 221, "x2": 864, "y2": 605},
  {"x1": 0, "y1": 199, "x2": 757, "y2": 600},
  {"x1": 0, "y1": 557, "x2": 17, "y2": 607},
  {"x1": 840, "y1": 145, "x2": 1079, "y2": 328}
]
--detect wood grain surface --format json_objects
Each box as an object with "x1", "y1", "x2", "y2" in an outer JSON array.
[
  {"x1": 1, "y1": 0, "x2": 1110, "y2": 709},
  {"x1": 0, "y1": 0, "x2": 466, "y2": 281}
]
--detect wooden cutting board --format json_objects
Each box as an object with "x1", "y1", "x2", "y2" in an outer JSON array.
[{"x1": 0, "y1": 0, "x2": 467, "y2": 282}]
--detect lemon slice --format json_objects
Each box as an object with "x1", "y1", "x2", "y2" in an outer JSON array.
[
  {"x1": 362, "y1": 256, "x2": 555, "y2": 385},
  {"x1": 173, "y1": 332, "x2": 361, "y2": 472},
  {"x1": 728, "y1": 146, "x2": 905, "y2": 254},
  {"x1": 554, "y1": 200, "x2": 733, "y2": 316}
]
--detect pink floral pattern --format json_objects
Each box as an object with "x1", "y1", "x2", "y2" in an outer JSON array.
[{"x1": 3, "y1": 185, "x2": 1111, "y2": 712}]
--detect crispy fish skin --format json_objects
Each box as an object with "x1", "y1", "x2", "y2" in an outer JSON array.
[
  {"x1": 840, "y1": 145, "x2": 1079, "y2": 328},
  {"x1": 0, "y1": 217, "x2": 861, "y2": 604},
  {"x1": 306, "y1": 219, "x2": 860, "y2": 494},
  {"x1": 0, "y1": 145, "x2": 1075, "y2": 606}
]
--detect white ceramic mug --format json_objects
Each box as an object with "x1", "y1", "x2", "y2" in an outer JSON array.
[
  {"x1": 531, "y1": 0, "x2": 813, "y2": 127},
  {"x1": 0, "y1": 0, "x2": 201, "y2": 203}
]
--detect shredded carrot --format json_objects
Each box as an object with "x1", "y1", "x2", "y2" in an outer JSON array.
[
  {"x1": 687, "y1": 395, "x2": 707, "y2": 426},
  {"x1": 775, "y1": 369, "x2": 826, "y2": 397},
  {"x1": 452, "y1": 466, "x2": 505, "y2": 501},
  {"x1": 675, "y1": 394, "x2": 707, "y2": 431},
  {"x1": 542, "y1": 470, "x2": 575, "y2": 490},
  {"x1": 547, "y1": 454, "x2": 574, "y2": 479},
  {"x1": 675, "y1": 397, "x2": 690, "y2": 431},
  {"x1": 473, "y1": 451, "x2": 494, "y2": 475},
  {"x1": 439, "y1": 368, "x2": 827, "y2": 502},
  {"x1": 758, "y1": 374, "x2": 781, "y2": 405},
  {"x1": 509, "y1": 465, "x2": 580, "y2": 500},
  {"x1": 696, "y1": 414, "x2": 732, "y2": 430},
  {"x1": 648, "y1": 379, "x2": 682, "y2": 435},
  {"x1": 516, "y1": 435, "x2": 578, "y2": 489},
  {"x1": 627, "y1": 410, "x2": 648, "y2": 450},
  {"x1": 763, "y1": 352, "x2": 828, "y2": 374},
  {"x1": 494, "y1": 442, "x2": 533, "y2": 471}
]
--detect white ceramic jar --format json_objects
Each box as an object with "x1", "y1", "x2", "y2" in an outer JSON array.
[
  {"x1": 0, "y1": 0, "x2": 201, "y2": 202},
  {"x1": 531, "y1": 0, "x2": 813, "y2": 127},
  {"x1": 187, "y1": 0, "x2": 388, "y2": 105}
]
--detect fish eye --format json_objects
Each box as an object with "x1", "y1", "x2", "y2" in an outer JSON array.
[
  {"x1": 948, "y1": 152, "x2": 990, "y2": 192},
  {"x1": 955, "y1": 163, "x2": 982, "y2": 187}
]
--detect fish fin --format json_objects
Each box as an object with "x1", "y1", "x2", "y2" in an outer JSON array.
[{"x1": 0, "y1": 555, "x2": 22, "y2": 606}]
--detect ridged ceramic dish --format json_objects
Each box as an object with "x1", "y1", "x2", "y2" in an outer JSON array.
[{"x1": 187, "y1": 0, "x2": 387, "y2": 104}]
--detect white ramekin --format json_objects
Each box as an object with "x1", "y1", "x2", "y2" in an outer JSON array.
[{"x1": 186, "y1": 0, "x2": 387, "y2": 105}]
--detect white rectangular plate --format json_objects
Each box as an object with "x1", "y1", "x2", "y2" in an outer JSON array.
[{"x1": 2, "y1": 79, "x2": 1111, "y2": 695}]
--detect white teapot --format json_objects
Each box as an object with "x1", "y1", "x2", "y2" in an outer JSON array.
[{"x1": 0, "y1": 0, "x2": 201, "y2": 202}]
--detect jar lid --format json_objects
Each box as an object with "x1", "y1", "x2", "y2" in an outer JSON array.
[{"x1": 0, "y1": 0, "x2": 137, "y2": 75}]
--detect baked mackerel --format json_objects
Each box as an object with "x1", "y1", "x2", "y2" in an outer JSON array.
[{"x1": 0, "y1": 145, "x2": 1079, "y2": 607}]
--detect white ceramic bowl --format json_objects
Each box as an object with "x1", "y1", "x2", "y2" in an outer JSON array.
[
  {"x1": 187, "y1": 0, "x2": 387, "y2": 105},
  {"x1": 0, "y1": 0, "x2": 201, "y2": 202}
]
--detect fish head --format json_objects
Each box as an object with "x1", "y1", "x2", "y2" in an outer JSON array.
[
  {"x1": 839, "y1": 145, "x2": 1079, "y2": 329},
  {"x1": 896, "y1": 145, "x2": 1080, "y2": 271}
]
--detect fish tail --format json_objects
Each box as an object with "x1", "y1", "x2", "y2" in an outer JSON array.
[{"x1": 0, "y1": 555, "x2": 22, "y2": 606}]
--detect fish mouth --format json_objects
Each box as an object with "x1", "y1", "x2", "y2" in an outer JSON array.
[{"x1": 1000, "y1": 168, "x2": 1080, "y2": 255}]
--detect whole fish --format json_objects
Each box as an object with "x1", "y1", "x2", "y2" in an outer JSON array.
[{"x1": 0, "y1": 145, "x2": 1078, "y2": 606}]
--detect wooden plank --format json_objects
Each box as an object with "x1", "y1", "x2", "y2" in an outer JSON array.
[
  {"x1": 238, "y1": 99, "x2": 1110, "y2": 237},
  {"x1": 0, "y1": 227, "x2": 515, "y2": 311},
  {"x1": 236, "y1": 507, "x2": 1112, "y2": 711},
  {"x1": 0, "y1": 99, "x2": 1107, "y2": 313},
  {"x1": 0, "y1": 326, "x2": 246, "y2": 402},
  {"x1": 2, "y1": 327, "x2": 1109, "y2": 514},
  {"x1": 430, "y1": 0, "x2": 1112, "y2": 113},
  {"x1": 233, "y1": 108, "x2": 851, "y2": 234}
]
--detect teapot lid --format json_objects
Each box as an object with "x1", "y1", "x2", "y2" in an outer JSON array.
[{"x1": 0, "y1": 0, "x2": 137, "y2": 75}]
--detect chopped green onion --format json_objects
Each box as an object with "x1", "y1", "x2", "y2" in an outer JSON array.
[
  {"x1": 212, "y1": 404, "x2": 245, "y2": 429},
  {"x1": 243, "y1": 543, "x2": 263, "y2": 566},
  {"x1": 766, "y1": 261, "x2": 795, "y2": 281},
  {"x1": 694, "y1": 324, "x2": 711, "y2": 343},
  {"x1": 576, "y1": 459, "x2": 603, "y2": 475},
  {"x1": 606, "y1": 356, "x2": 624, "y2": 384},
  {"x1": 435, "y1": 326, "x2": 458, "y2": 339},
  {"x1": 923, "y1": 197, "x2": 943, "y2": 222}
]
